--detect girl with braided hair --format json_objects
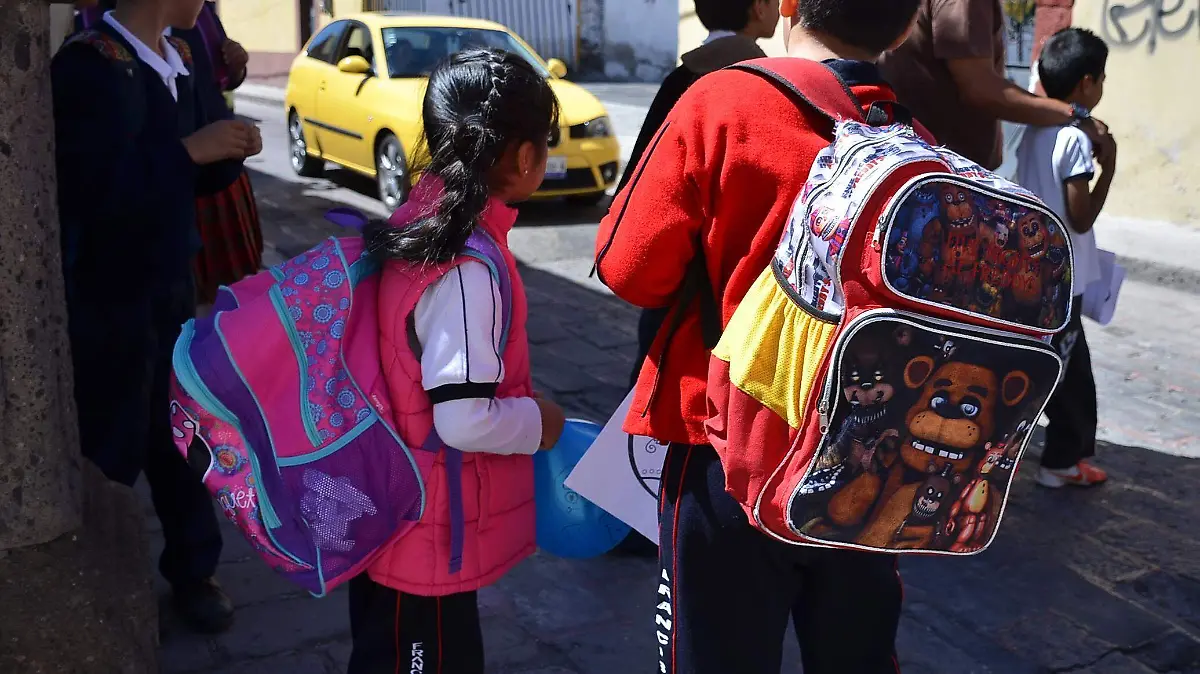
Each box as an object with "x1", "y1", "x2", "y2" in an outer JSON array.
[{"x1": 349, "y1": 48, "x2": 566, "y2": 673}]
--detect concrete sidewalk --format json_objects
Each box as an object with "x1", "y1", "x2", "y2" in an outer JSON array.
[{"x1": 238, "y1": 80, "x2": 1200, "y2": 292}]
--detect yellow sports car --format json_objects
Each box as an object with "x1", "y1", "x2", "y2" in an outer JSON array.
[{"x1": 285, "y1": 12, "x2": 620, "y2": 209}]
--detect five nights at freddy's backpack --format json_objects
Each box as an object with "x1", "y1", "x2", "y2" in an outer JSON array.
[
  {"x1": 704, "y1": 58, "x2": 1073, "y2": 555},
  {"x1": 168, "y1": 204, "x2": 514, "y2": 596}
]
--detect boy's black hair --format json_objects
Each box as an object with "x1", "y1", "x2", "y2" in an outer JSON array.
[
  {"x1": 695, "y1": 0, "x2": 758, "y2": 32},
  {"x1": 1037, "y1": 28, "x2": 1109, "y2": 101},
  {"x1": 366, "y1": 49, "x2": 559, "y2": 264},
  {"x1": 798, "y1": 0, "x2": 921, "y2": 55}
]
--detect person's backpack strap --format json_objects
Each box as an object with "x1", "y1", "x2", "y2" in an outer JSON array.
[
  {"x1": 730, "y1": 57, "x2": 867, "y2": 130},
  {"x1": 663, "y1": 60, "x2": 867, "y2": 355},
  {"x1": 461, "y1": 229, "x2": 514, "y2": 351},
  {"x1": 729, "y1": 57, "x2": 937, "y2": 143},
  {"x1": 426, "y1": 228, "x2": 514, "y2": 576},
  {"x1": 194, "y1": 2, "x2": 232, "y2": 89}
]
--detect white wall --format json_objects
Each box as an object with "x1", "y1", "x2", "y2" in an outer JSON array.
[{"x1": 602, "y1": 0, "x2": 678, "y2": 81}]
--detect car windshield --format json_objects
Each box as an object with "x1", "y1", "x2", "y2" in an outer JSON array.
[{"x1": 381, "y1": 27, "x2": 550, "y2": 79}]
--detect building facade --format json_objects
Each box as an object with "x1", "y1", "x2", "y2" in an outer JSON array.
[{"x1": 225, "y1": 0, "x2": 679, "y2": 82}]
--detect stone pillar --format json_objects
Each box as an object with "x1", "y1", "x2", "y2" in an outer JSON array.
[
  {"x1": 0, "y1": 1, "x2": 158, "y2": 670},
  {"x1": 0, "y1": 0, "x2": 80, "y2": 556}
]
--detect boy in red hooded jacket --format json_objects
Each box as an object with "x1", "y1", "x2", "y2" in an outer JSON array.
[{"x1": 595, "y1": 1, "x2": 922, "y2": 671}]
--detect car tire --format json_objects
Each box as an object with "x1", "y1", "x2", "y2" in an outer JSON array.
[
  {"x1": 566, "y1": 192, "x2": 607, "y2": 208},
  {"x1": 376, "y1": 133, "x2": 410, "y2": 211},
  {"x1": 288, "y1": 111, "x2": 323, "y2": 178}
]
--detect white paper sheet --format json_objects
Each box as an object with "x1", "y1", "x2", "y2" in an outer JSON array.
[
  {"x1": 564, "y1": 389, "x2": 667, "y2": 543},
  {"x1": 1081, "y1": 249, "x2": 1124, "y2": 326}
]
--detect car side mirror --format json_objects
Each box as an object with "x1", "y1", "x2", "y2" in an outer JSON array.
[
  {"x1": 338, "y1": 55, "x2": 372, "y2": 75},
  {"x1": 546, "y1": 58, "x2": 568, "y2": 79}
]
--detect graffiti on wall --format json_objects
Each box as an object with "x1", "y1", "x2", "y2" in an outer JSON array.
[{"x1": 1102, "y1": 0, "x2": 1198, "y2": 53}]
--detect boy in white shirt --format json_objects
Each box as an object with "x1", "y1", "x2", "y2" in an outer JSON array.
[{"x1": 1017, "y1": 27, "x2": 1116, "y2": 488}]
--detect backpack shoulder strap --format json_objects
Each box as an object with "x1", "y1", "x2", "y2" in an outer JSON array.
[
  {"x1": 461, "y1": 230, "x2": 515, "y2": 349},
  {"x1": 729, "y1": 57, "x2": 866, "y2": 129},
  {"x1": 731, "y1": 57, "x2": 939, "y2": 144}
]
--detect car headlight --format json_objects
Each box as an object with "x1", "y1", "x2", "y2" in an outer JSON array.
[{"x1": 570, "y1": 116, "x2": 613, "y2": 139}]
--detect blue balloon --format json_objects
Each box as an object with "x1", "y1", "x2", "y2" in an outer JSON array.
[{"x1": 534, "y1": 419, "x2": 632, "y2": 558}]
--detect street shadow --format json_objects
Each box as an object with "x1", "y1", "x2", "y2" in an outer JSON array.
[
  {"x1": 898, "y1": 438, "x2": 1200, "y2": 671},
  {"x1": 513, "y1": 261, "x2": 638, "y2": 421},
  {"x1": 515, "y1": 196, "x2": 613, "y2": 228}
]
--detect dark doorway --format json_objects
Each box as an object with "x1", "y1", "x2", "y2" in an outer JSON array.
[{"x1": 298, "y1": 0, "x2": 315, "y2": 46}]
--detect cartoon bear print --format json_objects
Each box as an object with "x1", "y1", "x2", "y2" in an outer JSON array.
[
  {"x1": 973, "y1": 212, "x2": 1018, "y2": 318},
  {"x1": 922, "y1": 184, "x2": 981, "y2": 306},
  {"x1": 802, "y1": 327, "x2": 909, "y2": 534},
  {"x1": 894, "y1": 463, "x2": 962, "y2": 549},
  {"x1": 854, "y1": 355, "x2": 1031, "y2": 550},
  {"x1": 1010, "y1": 211, "x2": 1050, "y2": 319}
]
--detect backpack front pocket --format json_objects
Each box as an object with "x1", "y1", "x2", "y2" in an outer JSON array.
[
  {"x1": 786, "y1": 310, "x2": 1062, "y2": 554},
  {"x1": 875, "y1": 175, "x2": 1074, "y2": 335}
]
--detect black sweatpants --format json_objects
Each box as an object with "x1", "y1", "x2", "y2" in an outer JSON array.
[
  {"x1": 348, "y1": 574, "x2": 484, "y2": 674},
  {"x1": 69, "y1": 276, "x2": 222, "y2": 587},
  {"x1": 1042, "y1": 298, "x2": 1097, "y2": 470},
  {"x1": 657, "y1": 444, "x2": 903, "y2": 674}
]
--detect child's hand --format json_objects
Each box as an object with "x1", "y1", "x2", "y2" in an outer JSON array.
[
  {"x1": 535, "y1": 397, "x2": 566, "y2": 451},
  {"x1": 245, "y1": 123, "x2": 263, "y2": 158},
  {"x1": 1099, "y1": 135, "x2": 1118, "y2": 174},
  {"x1": 222, "y1": 40, "x2": 250, "y2": 74},
  {"x1": 184, "y1": 120, "x2": 260, "y2": 164},
  {"x1": 1079, "y1": 116, "x2": 1109, "y2": 148}
]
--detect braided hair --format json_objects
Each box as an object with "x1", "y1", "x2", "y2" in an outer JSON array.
[{"x1": 367, "y1": 48, "x2": 560, "y2": 264}]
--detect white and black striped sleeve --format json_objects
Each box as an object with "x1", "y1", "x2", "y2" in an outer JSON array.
[{"x1": 413, "y1": 260, "x2": 542, "y2": 455}]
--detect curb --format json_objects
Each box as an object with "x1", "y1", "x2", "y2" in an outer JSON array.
[{"x1": 235, "y1": 91, "x2": 286, "y2": 110}]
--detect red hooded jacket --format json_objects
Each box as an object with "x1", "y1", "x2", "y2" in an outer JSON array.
[{"x1": 595, "y1": 60, "x2": 911, "y2": 445}]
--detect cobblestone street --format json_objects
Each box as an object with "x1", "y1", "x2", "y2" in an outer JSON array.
[{"x1": 143, "y1": 90, "x2": 1200, "y2": 674}]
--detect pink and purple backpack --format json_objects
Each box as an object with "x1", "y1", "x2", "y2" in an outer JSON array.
[{"x1": 169, "y1": 209, "x2": 513, "y2": 596}]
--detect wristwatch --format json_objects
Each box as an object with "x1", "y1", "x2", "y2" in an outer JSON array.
[{"x1": 1069, "y1": 102, "x2": 1091, "y2": 126}]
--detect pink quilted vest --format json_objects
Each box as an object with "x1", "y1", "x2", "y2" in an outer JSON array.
[{"x1": 368, "y1": 183, "x2": 535, "y2": 596}]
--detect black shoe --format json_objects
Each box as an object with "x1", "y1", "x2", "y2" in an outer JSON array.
[{"x1": 172, "y1": 577, "x2": 235, "y2": 634}]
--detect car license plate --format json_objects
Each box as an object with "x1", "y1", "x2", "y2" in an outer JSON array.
[{"x1": 546, "y1": 156, "x2": 568, "y2": 180}]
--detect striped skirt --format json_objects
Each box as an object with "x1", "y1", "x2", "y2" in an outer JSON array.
[{"x1": 194, "y1": 171, "x2": 263, "y2": 305}]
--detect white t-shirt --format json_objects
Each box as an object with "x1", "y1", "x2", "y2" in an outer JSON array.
[
  {"x1": 413, "y1": 260, "x2": 542, "y2": 455},
  {"x1": 1016, "y1": 124, "x2": 1101, "y2": 296}
]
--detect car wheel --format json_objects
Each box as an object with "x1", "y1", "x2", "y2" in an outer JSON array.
[
  {"x1": 289, "y1": 111, "x2": 323, "y2": 177},
  {"x1": 567, "y1": 192, "x2": 607, "y2": 208},
  {"x1": 376, "y1": 133, "x2": 409, "y2": 210}
]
